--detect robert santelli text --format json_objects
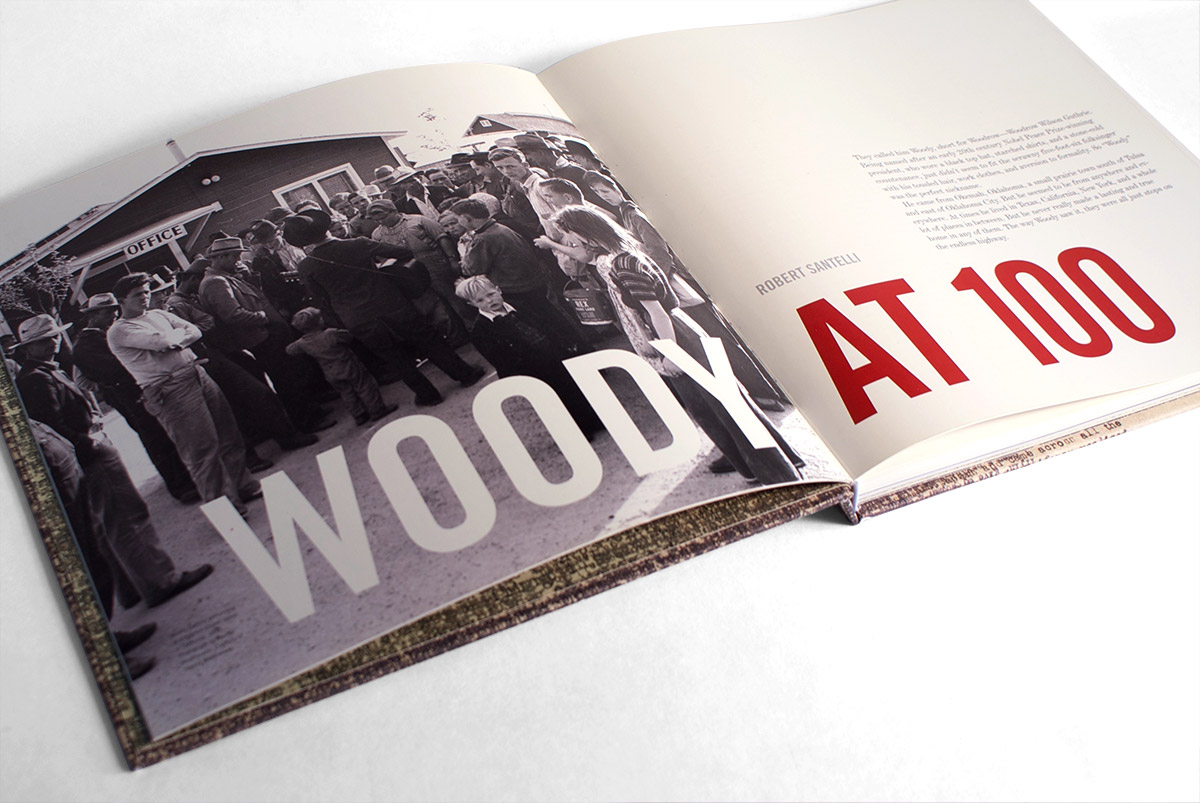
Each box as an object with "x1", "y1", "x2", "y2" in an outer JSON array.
[{"x1": 756, "y1": 253, "x2": 862, "y2": 295}]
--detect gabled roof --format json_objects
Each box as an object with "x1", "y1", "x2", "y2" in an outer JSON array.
[
  {"x1": 462, "y1": 113, "x2": 579, "y2": 139},
  {"x1": 0, "y1": 131, "x2": 407, "y2": 281}
]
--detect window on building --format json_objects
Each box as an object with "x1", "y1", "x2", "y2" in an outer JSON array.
[{"x1": 273, "y1": 164, "x2": 364, "y2": 212}]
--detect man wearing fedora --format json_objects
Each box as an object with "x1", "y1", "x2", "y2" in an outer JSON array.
[
  {"x1": 244, "y1": 220, "x2": 307, "y2": 318},
  {"x1": 15, "y1": 312, "x2": 214, "y2": 608},
  {"x1": 199, "y1": 235, "x2": 332, "y2": 435},
  {"x1": 107, "y1": 272, "x2": 261, "y2": 516},
  {"x1": 446, "y1": 153, "x2": 485, "y2": 200},
  {"x1": 72, "y1": 293, "x2": 199, "y2": 504},
  {"x1": 374, "y1": 165, "x2": 452, "y2": 218},
  {"x1": 167, "y1": 260, "x2": 315, "y2": 458}
]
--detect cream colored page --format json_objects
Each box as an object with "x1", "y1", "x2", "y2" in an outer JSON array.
[
  {"x1": 541, "y1": 0, "x2": 1200, "y2": 478},
  {"x1": 0, "y1": 64, "x2": 561, "y2": 263}
]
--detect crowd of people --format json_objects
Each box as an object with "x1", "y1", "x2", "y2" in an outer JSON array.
[{"x1": 2, "y1": 130, "x2": 806, "y2": 680}]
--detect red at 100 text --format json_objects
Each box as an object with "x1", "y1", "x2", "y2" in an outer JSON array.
[{"x1": 796, "y1": 246, "x2": 1175, "y2": 423}]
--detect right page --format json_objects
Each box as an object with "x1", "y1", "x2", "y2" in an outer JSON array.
[{"x1": 540, "y1": 0, "x2": 1200, "y2": 481}]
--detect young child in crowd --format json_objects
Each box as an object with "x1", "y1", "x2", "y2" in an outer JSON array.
[
  {"x1": 455, "y1": 276, "x2": 602, "y2": 439},
  {"x1": 286, "y1": 308, "x2": 397, "y2": 426}
]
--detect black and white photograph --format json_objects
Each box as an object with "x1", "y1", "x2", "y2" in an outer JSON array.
[
  {"x1": 0, "y1": 107, "x2": 843, "y2": 738},
  {"x1": 1, "y1": 1, "x2": 1197, "y2": 801}
]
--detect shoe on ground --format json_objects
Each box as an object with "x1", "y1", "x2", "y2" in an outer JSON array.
[
  {"x1": 117, "y1": 590, "x2": 143, "y2": 609},
  {"x1": 301, "y1": 417, "x2": 337, "y2": 434},
  {"x1": 126, "y1": 655, "x2": 156, "y2": 680},
  {"x1": 278, "y1": 432, "x2": 318, "y2": 451},
  {"x1": 145, "y1": 564, "x2": 214, "y2": 609},
  {"x1": 354, "y1": 412, "x2": 371, "y2": 426},
  {"x1": 708, "y1": 456, "x2": 736, "y2": 474},
  {"x1": 115, "y1": 622, "x2": 157, "y2": 652},
  {"x1": 414, "y1": 394, "x2": 443, "y2": 407},
  {"x1": 241, "y1": 485, "x2": 263, "y2": 502},
  {"x1": 175, "y1": 488, "x2": 202, "y2": 505},
  {"x1": 246, "y1": 453, "x2": 275, "y2": 472},
  {"x1": 370, "y1": 403, "x2": 399, "y2": 421},
  {"x1": 460, "y1": 366, "x2": 487, "y2": 387}
]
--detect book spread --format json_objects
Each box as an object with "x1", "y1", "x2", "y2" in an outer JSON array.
[{"x1": 0, "y1": 0, "x2": 1195, "y2": 769}]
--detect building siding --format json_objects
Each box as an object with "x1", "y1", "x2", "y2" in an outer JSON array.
[{"x1": 63, "y1": 137, "x2": 397, "y2": 261}]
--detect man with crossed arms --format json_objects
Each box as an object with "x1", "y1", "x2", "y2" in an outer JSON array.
[{"x1": 107, "y1": 272, "x2": 261, "y2": 516}]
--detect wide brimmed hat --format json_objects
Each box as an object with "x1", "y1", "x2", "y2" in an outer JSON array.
[
  {"x1": 290, "y1": 307, "x2": 322, "y2": 331},
  {"x1": 17, "y1": 314, "x2": 71, "y2": 344},
  {"x1": 208, "y1": 236, "x2": 246, "y2": 255},
  {"x1": 373, "y1": 165, "x2": 418, "y2": 187},
  {"x1": 513, "y1": 133, "x2": 554, "y2": 152},
  {"x1": 281, "y1": 209, "x2": 331, "y2": 248},
  {"x1": 245, "y1": 219, "x2": 279, "y2": 245},
  {"x1": 180, "y1": 256, "x2": 211, "y2": 277},
  {"x1": 81, "y1": 293, "x2": 119, "y2": 312},
  {"x1": 148, "y1": 275, "x2": 176, "y2": 294}
]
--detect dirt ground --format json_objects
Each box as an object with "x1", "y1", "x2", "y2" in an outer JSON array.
[{"x1": 103, "y1": 341, "x2": 843, "y2": 737}]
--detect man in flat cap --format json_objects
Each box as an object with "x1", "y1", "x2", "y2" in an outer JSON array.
[
  {"x1": 366, "y1": 198, "x2": 473, "y2": 322},
  {"x1": 16, "y1": 312, "x2": 214, "y2": 608}
]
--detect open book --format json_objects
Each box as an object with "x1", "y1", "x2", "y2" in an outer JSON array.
[{"x1": 0, "y1": 0, "x2": 1195, "y2": 771}]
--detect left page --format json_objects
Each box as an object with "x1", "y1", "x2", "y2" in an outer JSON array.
[{"x1": 0, "y1": 63, "x2": 848, "y2": 765}]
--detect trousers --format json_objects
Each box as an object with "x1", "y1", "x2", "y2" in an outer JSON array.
[
  {"x1": 82, "y1": 436, "x2": 181, "y2": 599},
  {"x1": 141, "y1": 363, "x2": 258, "y2": 506}
]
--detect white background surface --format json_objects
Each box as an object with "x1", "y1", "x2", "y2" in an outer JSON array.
[{"x1": 0, "y1": 1, "x2": 1197, "y2": 800}]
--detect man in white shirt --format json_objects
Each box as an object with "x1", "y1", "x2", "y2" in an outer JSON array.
[{"x1": 107, "y1": 272, "x2": 260, "y2": 515}]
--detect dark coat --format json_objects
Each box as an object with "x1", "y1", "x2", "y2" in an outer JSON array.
[
  {"x1": 71, "y1": 327, "x2": 143, "y2": 412},
  {"x1": 469, "y1": 311, "x2": 600, "y2": 435},
  {"x1": 16, "y1": 359, "x2": 100, "y2": 459},
  {"x1": 198, "y1": 269, "x2": 275, "y2": 352},
  {"x1": 460, "y1": 219, "x2": 547, "y2": 296},
  {"x1": 296, "y1": 237, "x2": 423, "y2": 331}
]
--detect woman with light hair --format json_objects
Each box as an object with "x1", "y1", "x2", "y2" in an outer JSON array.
[{"x1": 551, "y1": 205, "x2": 803, "y2": 484}]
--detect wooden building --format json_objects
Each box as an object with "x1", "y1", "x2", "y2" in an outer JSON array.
[{"x1": 0, "y1": 133, "x2": 405, "y2": 329}]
